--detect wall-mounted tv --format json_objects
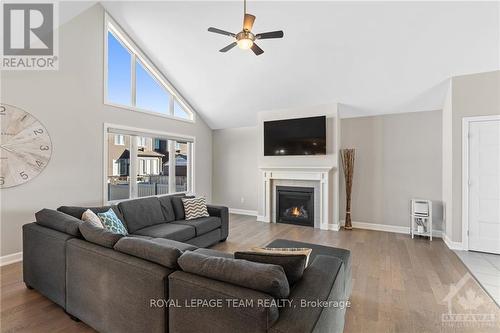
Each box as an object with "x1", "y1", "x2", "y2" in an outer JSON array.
[{"x1": 264, "y1": 116, "x2": 326, "y2": 156}]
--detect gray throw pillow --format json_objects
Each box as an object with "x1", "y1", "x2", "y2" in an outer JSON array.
[
  {"x1": 79, "y1": 221, "x2": 124, "y2": 248},
  {"x1": 234, "y1": 251, "x2": 307, "y2": 285},
  {"x1": 114, "y1": 237, "x2": 197, "y2": 269},
  {"x1": 178, "y1": 251, "x2": 290, "y2": 299}
]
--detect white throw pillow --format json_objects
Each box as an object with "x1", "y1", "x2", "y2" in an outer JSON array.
[
  {"x1": 82, "y1": 209, "x2": 104, "y2": 228},
  {"x1": 182, "y1": 197, "x2": 210, "y2": 220}
]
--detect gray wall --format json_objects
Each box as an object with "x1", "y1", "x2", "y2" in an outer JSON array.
[
  {"x1": 339, "y1": 110, "x2": 443, "y2": 229},
  {"x1": 212, "y1": 127, "x2": 258, "y2": 212},
  {"x1": 449, "y1": 70, "x2": 500, "y2": 242},
  {"x1": 0, "y1": 4, "x2": 213, "y2": 256}
]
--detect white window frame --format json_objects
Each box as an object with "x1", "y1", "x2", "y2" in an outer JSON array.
[
  {"x1": 104, "y1": 12, "x2": 195, "y2": 123},
  {"x1": 103, "y1": 123, "x2": 195, "y2": 204},
  {"x1": 138, "y1": 136, "x2": 147, "y2": 147},
  {"x1": 114, "y1": 134, "x2": 124, "y2": 145}
]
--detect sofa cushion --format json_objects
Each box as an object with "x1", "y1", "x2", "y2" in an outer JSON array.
[
  {"x1": 97, "y1": 209, "x2": 128, "y2": 235},
  {"x1": 158, "y1": 195, "x2": 176, "y2": 222},
  {"x1": 194, "y1": 248, "x2": 234, "y2": 259},
  {"x1": 133, "y1": 223, "x2": 196, "y2": 242},
  {"x1": 79, "y1": 221, "x2": 124, "y2": 248},
  {"x1": 234, "y1": 251, "x2": 307, "y2": 285},
  {"x1": 114, "y1": 237, "x2": 195, "y2": 269},
  {"x1": 171, "y1": 216, "x2": 221, "y2": 236},
  {"x1": 118, "y1": 197, "x2": 165, "y2": 233},
  {"x1": 171, "y1": 195, "x2": 194, "y2": 220},
  {"x1": 178, "y1": 251, "x2": 290, "y2": 299},
  {"x1": 35, "y1": 209, "x2": 82, "y2": 236},
  {"x1": 57, "y1": 205, "x2": 122, "y2": 220}
]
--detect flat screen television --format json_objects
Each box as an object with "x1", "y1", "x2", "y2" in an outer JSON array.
[{"x1": 264, "y1": 116, "x2": 326, "y2": 156}]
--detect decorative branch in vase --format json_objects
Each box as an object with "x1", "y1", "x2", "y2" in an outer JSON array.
[{"x1": 341, "y1": 149, "x2": 355, "y2": 230}]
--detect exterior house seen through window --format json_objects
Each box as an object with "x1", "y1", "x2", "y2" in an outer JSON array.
[{"x1": 106, "y1": 130, "x2": 193, "y2": 202}]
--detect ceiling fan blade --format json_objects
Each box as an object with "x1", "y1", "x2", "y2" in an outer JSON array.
[
  {"x1": 208, "y1": 27, "x2": 236, "y2": 37},
  {"x1": 243, "y1": 13, "x2": 256, "y2": 31},
  {"x1": 219, "y1": 42, "x2": 237, "y2": 52},
  {"x1": 251, "y1": 43, "x2": 264, "y2": 56},
  {"x1": 255, "y1": 30, "x2": 284, "y2": 40}
]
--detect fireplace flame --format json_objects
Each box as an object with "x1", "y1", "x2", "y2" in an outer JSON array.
[{"x1": 291, "y1": 206, "x2": 301, "y2": 217}]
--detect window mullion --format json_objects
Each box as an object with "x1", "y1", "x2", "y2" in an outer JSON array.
[
  {"x1": 168, "y1": 140, "x2": 176, "y2": 193},
  {"x1": 130, "y1": 136, "x2": 138, "y2": 198},
  {"x1": 169, "y1": 95, "x2": 174, "y2": 116},
  {"x1": 131, "y1": 54, "x2": 136, "y2": 106}
]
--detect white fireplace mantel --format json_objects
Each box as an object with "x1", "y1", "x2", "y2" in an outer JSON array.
[{"x1": 257, "y1": 166, "x2": 340, "y2": 231}]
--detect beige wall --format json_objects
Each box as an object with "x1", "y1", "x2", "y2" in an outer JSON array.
[
  {"x1": 449, "y1": 70, "x2": 500, "y2": 242},
  {"x1": 340, "y1": 111, "x2": 443, "y2": 229},
  {"x1": 0, "y1": 4, "x2": 213, "y2": 257},
  {"x1": 212, "y1": 127, "x2": 258, "y2": 212}
]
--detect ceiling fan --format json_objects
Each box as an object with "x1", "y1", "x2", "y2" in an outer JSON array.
[{"x1": 207, "y1": 0, "x2": 284, "y2": 56}]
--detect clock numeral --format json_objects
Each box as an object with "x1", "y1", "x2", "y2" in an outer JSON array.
[
  {"x1": 20, "y1": 171, "x2": 28, "y2": 180},
  {"x1": 0, "y1": 177, "x2": 4, "y2": 185},
  {"x1": 36, "y1": 160, "x2": 44, "y2": 168},
  {"x1": 40, "y1": 145, "x2": 50, "y2": 151},
  {"x1": 33, "y1": 128, "x2": 44, "y2": 135}
]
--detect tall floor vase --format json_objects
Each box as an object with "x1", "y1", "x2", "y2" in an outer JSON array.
[{"x1": 341, "y1": 149, "x2": 355, "y2": 230}]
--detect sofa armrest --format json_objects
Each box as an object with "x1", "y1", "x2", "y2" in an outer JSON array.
[
  {"x1": 169, "y1": 271, "x2": 279, "y2": 333},
  {"x1": 207, "y1": 205, "x2": 229, "y2": 239},
  {"x1": 269, "y1": 255, "x2": 348, "y2": 333}
]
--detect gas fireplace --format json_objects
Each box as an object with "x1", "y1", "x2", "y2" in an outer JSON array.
[{"x1": 276, "y1": 186, "x2": 314, "y2": 227}]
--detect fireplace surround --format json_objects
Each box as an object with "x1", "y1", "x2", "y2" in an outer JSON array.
[{"x1": 276, "y1": 186, "x2": 314, "y2": 226}]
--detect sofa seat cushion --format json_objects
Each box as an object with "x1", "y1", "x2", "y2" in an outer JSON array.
[
  {"x1": 132, "y1": 223, "x2": 195, "y2": 242},
  {"x1": 118, "y1": 197, "x2": 166, "y2": 233},
  {"x1": 171, "y1": 217, "x2": 221, "y2": 236}
]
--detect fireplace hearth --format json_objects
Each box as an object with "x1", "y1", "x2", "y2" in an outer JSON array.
[{"x1": 276, "y1": 186, "x2": 314, "y2": 227}]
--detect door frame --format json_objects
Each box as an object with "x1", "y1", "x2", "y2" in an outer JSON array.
[{"x1": 462, "y1": 115, "x2": 500, "y2": 251}]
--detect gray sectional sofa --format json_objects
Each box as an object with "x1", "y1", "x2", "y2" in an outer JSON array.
[{"x1": 23, "y1": 193, "x2": 351, "y2": 333}]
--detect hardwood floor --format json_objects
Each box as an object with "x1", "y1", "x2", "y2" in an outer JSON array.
[{"x1": 2, "y1": 214, "x2": 499, "y2": 333}]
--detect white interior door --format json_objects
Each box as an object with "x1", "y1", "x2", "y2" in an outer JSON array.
[{"x1": 468, "y1": 119, "x2": 500, "y2": 254}]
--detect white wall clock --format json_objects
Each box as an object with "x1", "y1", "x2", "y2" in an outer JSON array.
[{"x1": 0, "y1": 103, "x2": 52, "y2": 188}]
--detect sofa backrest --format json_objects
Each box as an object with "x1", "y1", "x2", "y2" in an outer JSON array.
[
  {"x1": 157, "y1": 195, "x2": 176, "y2": 222},
  {"x1": 58, "y1": 205, "x2": 123, "y2": 221},
  {"x1": 118, "y1": 197, "x2": 166, "y2": 233}
]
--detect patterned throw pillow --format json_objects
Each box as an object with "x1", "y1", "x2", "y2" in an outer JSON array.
[
  {"x1": 81, "y1": 209, "x2": 103, "y2": 228},
  {"x1": 182, "y1": 197, "x2": 209, "y2": 220},
  {"x1": 251, "y1": 247, "x2": 313, "y2": 266},
  {"x1": 97, "y1": 209, "x2": 128, "y2": 235}
]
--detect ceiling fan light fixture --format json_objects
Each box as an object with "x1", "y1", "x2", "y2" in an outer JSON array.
[{"x1": 237, "y1": 38, "x2": 253, "y2": 50}]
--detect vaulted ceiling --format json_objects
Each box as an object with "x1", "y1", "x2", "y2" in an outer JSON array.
[{"x1": 101, "y1": 1, "x2": 499, "y2": 129}]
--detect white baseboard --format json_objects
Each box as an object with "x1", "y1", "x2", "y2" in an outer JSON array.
[
  {"x1": 321, "y1": 223, "x2": 340, "y2": 231},
  {"x1": 229, "y1": 208, "x2": 258, "y2": 217},
  {"x1": 0, "y1": 252, "x2": 22, "y2": 266},
  {"x1": 443, "y1": 234, "x2": 464, "y2": 250},
  {"x1": 342, "y1": 220, "x2": 443, "y2": 238}
]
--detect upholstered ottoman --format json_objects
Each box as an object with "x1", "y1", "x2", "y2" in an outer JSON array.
[{"x1": 266, "y1": 238, "x2": 352, "y2": 299}]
